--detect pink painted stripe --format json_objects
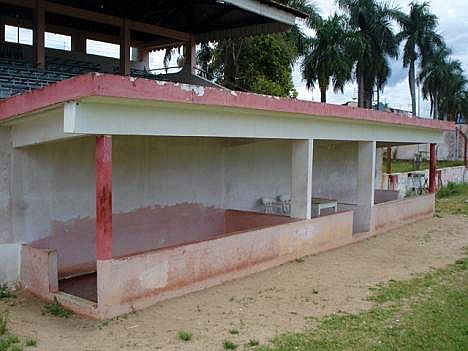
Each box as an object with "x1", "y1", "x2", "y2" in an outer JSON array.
[{"x1": 0, "y1": 73, "x2": 454, "y2": 131}]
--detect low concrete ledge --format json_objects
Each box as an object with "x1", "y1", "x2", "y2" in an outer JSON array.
[
  {"x1": 371, "y1": 193, "x2": 435, "y2": 235},
  {"x1": 95, "y1": 211, "x2": 354, "y2": 319},
  {"x1": 20, "y1": 244, "x2": 58, "y2": 299}
]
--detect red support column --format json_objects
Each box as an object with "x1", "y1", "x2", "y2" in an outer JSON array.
[
  {"x1": 96, "y1": 135, "x2": 113, "y2": 260},
  {"x1": 386, "y1": 146, "x2": 392, "y2": 174},
  {"x1": 429, "y1": 143, "x2": 437, "y2": 193}
]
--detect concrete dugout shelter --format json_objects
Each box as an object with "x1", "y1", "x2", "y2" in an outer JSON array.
[{"x1": 0, "y1": 0, "x2": 453, "y2": 319}]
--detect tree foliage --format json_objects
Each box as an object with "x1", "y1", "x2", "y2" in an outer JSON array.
[
  {"x1": 397, "y1": 1, "x2": 443, "y2": 116},
  {"x1": 191, "y1": 0, "x2": 467, "y2": 119},
  {"x1": 302, "y1": 14, "x2": 354, "y2": 102}
]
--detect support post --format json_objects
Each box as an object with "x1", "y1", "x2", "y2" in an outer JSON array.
[
  {"x1": 429, "y1": 143, "x2": 437, "y2": 193},
  {"x1": 354, "y1": 141, "x2": 376, "y2": 233},
  {"x1": 291, "y1": 139, "x2": 313, "y2": 219},
  {"x1": 386, "y1": 146, "x2": 392, "y2": 174},
  {"x1": 119, "y1": 19, "x2": 130, "y2": 75},
  {"x1": 0, "y1": 20, "x2": 4, "y2": 43},
  {"x1": 71, "y1": 32, "x2": 86, "y2": 53},
  {"x1": 33, "y1": 0, "x2": 45, "y2": 69},
  {"x1": 96, "y1": 135, "x2": 113, "y2": 260},
  {"x1": 137, "y1": 46, "x2": 150, "y2": 69},
  {"x1": 184, "y1": 37, "x2": 197, "y2": 76}
]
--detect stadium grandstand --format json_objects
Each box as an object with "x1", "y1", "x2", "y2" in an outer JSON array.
[{"x1": 0, "y1": 0, "x2": 304, "y2": 98}]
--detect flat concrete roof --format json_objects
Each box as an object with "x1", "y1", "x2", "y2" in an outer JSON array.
[{"x1": 0, "y1": 73, "x2": 454, "y2": 132}]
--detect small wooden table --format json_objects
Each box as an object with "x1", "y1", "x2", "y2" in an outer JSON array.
[{"x1": 311, "y1": 198, "x2": 338, "y2": 217}]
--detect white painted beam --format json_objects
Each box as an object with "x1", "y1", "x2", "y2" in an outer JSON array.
[
  {"x1": 9, "y1": 106, "x2": 81, "y2": 148},
  {"x1": 63, "y1": 99, "x2": 444, "y2": 145},
  {"x1": 223, "y1": 0, "x2": 297, "y2": 25}
]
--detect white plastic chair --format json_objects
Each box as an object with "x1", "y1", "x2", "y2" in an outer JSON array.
[{"x1": 277, "y1": 194, "x2": 291, "y2": 215}]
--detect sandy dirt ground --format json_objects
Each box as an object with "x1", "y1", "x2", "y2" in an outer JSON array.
[{"x1": 2, "y1": 215, "x2": 468, "y2": 351}]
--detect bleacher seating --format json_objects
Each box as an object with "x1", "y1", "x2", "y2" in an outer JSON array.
[
  {"x1": 0, "y1": 47, "x2": 164, "y2": 99},
  {"x1": 0, "y1": 58, "x2": 76, "y2": 98}
]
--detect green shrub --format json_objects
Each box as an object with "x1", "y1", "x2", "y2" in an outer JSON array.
[
  {"x1": 0, "y1": 312, "x2": 8, "y2": 336},
  {"x1": 0, "y1": 285, "x2": 15, "y2": 300},
  {"x1": 437, "y1": 182, "x2": 460, "y2": 198},
  {"x1": 25, "y1": 337, "x2": 37, "y2": 347},
  {"x1": 42, "y1": 298, "x2": 72, "y2": 318},
  {"x1": 223, "y1": 340, "x2": 238, "y2": 350},
  {"x1": 177, "y1": 330, "x2": 192, "y2": 342}
]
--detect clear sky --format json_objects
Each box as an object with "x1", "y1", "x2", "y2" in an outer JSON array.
[{"x1": 294, "y1": 0, "x2": 468, "y2": 118}]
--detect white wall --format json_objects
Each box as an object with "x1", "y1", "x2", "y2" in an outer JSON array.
[
  {"x1": 223, "y1": 140, "x2": 291, "y2": 211},
  {"x1": 312, "y1": 140, "x2": 376, "y2": 233},
  {"x1": 312, "y1": 141, "x2": 358, "y2": 203},
  {"x1": 113, "y1": 136, "x2": 225, "y2": 212},
  {"x1": 1, "y1": 134, "x2": 379, "y2": 282},
  {"x1": 0, "y1": 127, "x2": 12, "y2": 243},
  {"x1": 9, "y1": 136, "x2": 228, "y2": 244}
]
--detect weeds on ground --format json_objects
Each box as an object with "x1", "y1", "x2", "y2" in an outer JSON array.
[
  {"x1": 0, "y1": 312, "x2": 37, "y2": 351},
  {"x1": 257, "y1": 255, "x2": 468, "y2": 351},
  {"x1": 437, "y1": 182, "x2": 461, "y2": 198},
  {"x1": 247, "y1": 339, "x2": 260, "y2": 347},
  {"x1": 42, "y1": 298, "x2": 72, "y2": 318},
  {"x1": 436, "y1": 182, "x2": 468, "y2": 216},
  {"x1": 0, "y1": 285, "x2": 15, "y2": 300},
  {"x1": 387, "y1": 159, "x2": 464, "y2": 173},
  {"x1": 24, "y1": 337, "x2": 36, "y2": 347},
  {"x1": 177, "y1": 330, "x2": 192, "y2": 342},
  {"x1": 0, "y1": 312, "x2": 7, "y2": 337},
  {"x1": 229, "y1": 328, "x2": 239, "y2": 335},
  {"x1": 223, "y1": 340, "x2": 238, "y2": 350}
]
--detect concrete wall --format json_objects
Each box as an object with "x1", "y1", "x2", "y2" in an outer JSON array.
[
  {"x1": 312, "y1": 140, "x2": 375, "y2": 233},
  {"x1": 6, "y1": 137, "x2": 296, "y2": 245},
  {"x1": 96, "y1": 211, "x2": 354, "y2": 319},
  {"x1": 0, "y1": 127, "x2": 12, "y2": 243},
  {"x1": 312, "y1": 141, "x2": 358, "y2": 204},
  {"x1": 0, "y1": 127, "x2": 20, "y2": 285},
  {"x1": 223, "y1": 140, "x2": 291, "y2": 211},
  {"x1": 393, "y1": 125, "x2": 467, "y2": 161},
  {"x1": 10, "y1": 137, "x2": 95, "y2": 243},
  {"x1": 378, "y1": 166, "x2": 468, "y2": 197},
  {"x1": 372, "y1": 193, "x2": 435, "y2": 234},
  {"x1": 3, "y1": 135, "x2": 379, "y2": 284}
]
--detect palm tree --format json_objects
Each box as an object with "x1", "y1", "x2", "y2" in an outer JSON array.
[
  {"x1": 437, "y1": 60, "x2": 466, "y2": 120},
  {"x1": 302, "y1": 14, "x2": 353, "y2": 102},
  {"x1": 397, "y1": 1, "x2": 442, "y2": 116},
  {"x1": 338, "y1": 0, "x2": 400, "y2": 109},
  {"x1": 419, "y1": 46, "x2": 450, "y2": 119}
]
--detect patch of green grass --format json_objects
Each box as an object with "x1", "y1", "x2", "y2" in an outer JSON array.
[
  {"x1": 9, "y1": 344, "x2": 23, "y2": 351},
  {"x1": 387, "y1": 159, "x2": 464, "y2": 173},
  {"x1": 436, "y1": 182, "x2": 468, "y2": 216},
  {"x1": 24, "y1": 337, "x2": 37, "y2": 347},
  {"x1": 229, "y1": 328, "x2": 239, "y2": 335},
  {"x1": 0, "y1": 285, "x2": 15, "y2": 300},
  {"x1": 177, "y1": 330, "x2": 192, "y2": 342},
  {"x1": 0, "y1": 332, "x2": 22, "y2": 351},
  {"x1": 223, "y1": 340, "x2": 238, "y2": 350},
  {"x1": 258, "y1": 256, "x2": 468, "y2": 351},
  {"x1": 0, "y1": 312, "x2": 36, "y2": 351},
  {"x1": 0, "y1": 312, "x2": 8, "y2": 337},
  {"x1": 247, "y1": 339, "x2": 260, "y2": 347},
  {"x1": 41, "y1": 298, "x2": 72, "y2": 318}
]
